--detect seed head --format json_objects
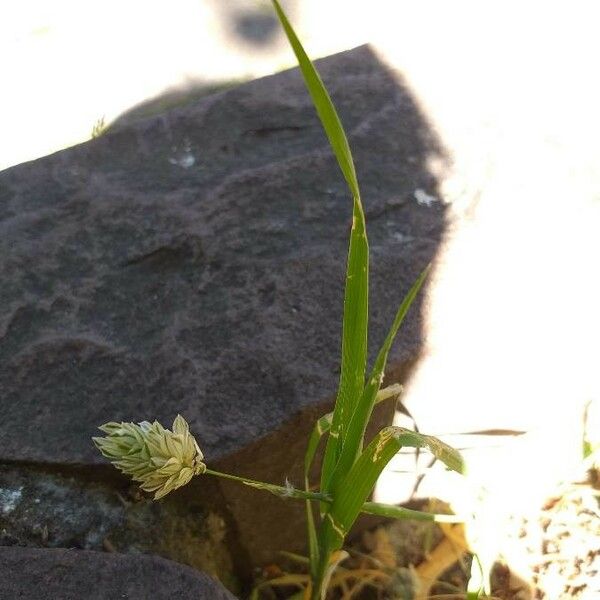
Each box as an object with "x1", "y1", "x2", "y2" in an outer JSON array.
[{"x1": 93, "y1": 415, "x2": 205, "y2": 499}]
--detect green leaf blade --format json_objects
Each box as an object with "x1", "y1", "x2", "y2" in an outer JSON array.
[
  {"x1": 320, "y1": 426, "x2": 465, "y2": 557},
  {"x1": 361, "y1": 501, "x2": 465, "y2": 523},
  {"x1": 271, "y1": 0, "x2": 359, "y2": 198},
  {"x1": 320, "y1": 427, "x2": 403, "y2": 557},
  {"x1": 304, "y1": 413, "x2": 333, "y2": 477},
  {"x1": 303, "y1": 414, "x2": 331, "y2": 575},
  {"x1": 330, "y1": 265, "x2": 431, "y2": 491},
  {"x1": 271, "y1": 0, "x2": 369, "y2": 496},
  {"x1": 322, "y1": 196, "x2": 369, "y2": 487},
  {"x1": 393, "y1": 427, "x2": 466, "y2": 475},
  {"x1": 305, "y1": 497, "x2": 319, "y2": 578}
]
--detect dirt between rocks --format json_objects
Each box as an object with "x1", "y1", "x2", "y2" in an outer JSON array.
[{"x1": 254, "y1": 468, "x2": 599, "y2": 599}]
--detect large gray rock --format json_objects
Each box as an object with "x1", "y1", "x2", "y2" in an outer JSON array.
[
  {"x1": 0, "y1": 46, "x2": 447, "y2": 573},
  {"x1": 0, "y1": 546, "x2": 236, "y2": 599}
]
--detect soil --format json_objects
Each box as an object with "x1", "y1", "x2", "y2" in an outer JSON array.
[
  {"x1": 362, "y1": 469, "x2": 600, "y2": 600},
  {"x1": 254, "y1": 467, "x2": 599, "y2": 600}
]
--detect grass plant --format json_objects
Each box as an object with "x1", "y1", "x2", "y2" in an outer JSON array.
[{"x1": 93, "y1": 2, "x2": 466, "y2": 598}]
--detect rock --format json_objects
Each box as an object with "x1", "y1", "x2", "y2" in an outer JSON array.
[
  {"x1": 0, "y1": 464, "x2": 237, "y2": 591},
  {"x1": 0, "y1": 46, "x2": 447, "y2": 573},
  {"x1": 0, "y1": 546, "x2": 237, "y2": 599}
]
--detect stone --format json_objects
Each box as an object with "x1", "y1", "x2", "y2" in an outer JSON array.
[
  {"x1": 0, "y1": 464, "x2": 238, "y2": 591},
  {"x1": 0, "y1": 45, "x2": 448, "y2": 573},
  {"x1": 3, "y1": 6, "x2": 599, "y2": 595},
  {"x1": 0, "y1": 546, "x2": 237, "y2": 599}
]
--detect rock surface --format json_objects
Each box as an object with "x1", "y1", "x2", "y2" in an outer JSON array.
[
  {"x1": 0, "y1": 45, "x2": 445, "y2": 466},
  {"x1": 5, "y1": 4, "x2": 599, "y2": 594},
  {"x1": 0, "y1": 46, "x2": 447, "y2": 575},
  {"x1": 0, "y1": 464, "x2": 237, "y2": 590},
  {"x1": 0, "y1": 546, "x2": 237, "y2": 599}
]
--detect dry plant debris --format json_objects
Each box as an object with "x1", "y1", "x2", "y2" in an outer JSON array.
[{"x1": 253, "y1": 470, "x2": 598, "y2": 600}]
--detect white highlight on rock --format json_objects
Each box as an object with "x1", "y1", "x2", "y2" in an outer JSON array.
[
  {"x1": 414, "y1": 188, "x2": 438, "y2": 207},
  {"x1": 169, "y1": 153, "x2": 195, "y2": 169},
  {"x1": 0, "y1": 487, "x2": 23, "y2": 515},
  {"x1": 391, "y1": 232, "x2": 409, "y2": 243},
  {"x1": 169, "y1": 139, "x2": 196, "y2": 169}
]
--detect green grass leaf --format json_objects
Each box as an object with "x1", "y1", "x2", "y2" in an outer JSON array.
[
  {"x1": 320, "y1": 426, "x2": 465, "y2": 557},
  {"x1": 318, "y1": 426, "x2": 405, "y2": 569},
  {"x1": 361, "y1": 501, "x2": 465, "y2": 523},
  {"x1": 302, "y1": 387, "x2": 403, "y2": 581},
  {"x1": 391, "y1": 427, "x2": 466, "y2": 475},
  {"x1": 305, "y1": 497, "x2": 319, "y2": 579},
  {"x1": 270, "y1": 0, "x2": 359, "y2": 198},
  {"x1": 330, "y1": 266, "x2": 431, "y2": 493},
  {"x1": 304, "y1": 413, "x2": 333, "y2": 478},
  {"x1": 303, "y1": 385, "x2": 403, "y2": 484},
  {"x1": 271, "y1": 0, "x2": 369, "y2": 497},
  {"x1": 467, "y1": 553, "x2": 485, "y2": 599},
  {"x1": 270, "y1": 6, "x2": 464, "y2": 600}
]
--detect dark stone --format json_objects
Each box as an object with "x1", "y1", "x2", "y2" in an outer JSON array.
[
  {"x1": 0, "y1": 464, "x2": 238, "y2": 592},
  {"x1": 0, "y1": 546, "x2": 237, "y2": 599},
  {"x1": 0, "y1": 45, "x2": 448, "y2": 573}
]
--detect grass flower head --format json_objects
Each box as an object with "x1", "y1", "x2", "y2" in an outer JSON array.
[{"x1": 93, "y1": 414, "x2": 205, "y2": 499}]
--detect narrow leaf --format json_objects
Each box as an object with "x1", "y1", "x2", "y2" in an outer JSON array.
[
  {"x1": 467, "y1": 553, "x2": 485, "y2": 599},
  {"x1": 361, "y1": 501, "x2": 465, "y2": 523},
  {"x1": 271, "y1": 0, "x2": 369, "y2": 496},
  {"x1": 320, "y1": 428, "x2": 405, "y2": 556},
  {"x1": 304, "y1": 414, "x2": 326, "y2": 571},
  {"x1": 321, "y1": 198, "x2": 369, "y2": 496},
  {"x1": 320, "y1": 427, "x2": 465, "y2": 556},
  {"x1": 279, "y1": 551, "x2": 310, "y2": 565},
  {"x1": 391, "y1": 427, "x2": 466, "y2": 475},
  {"x1": 319, "y1": 550, "x2": 349, "y2": 600},
  {"x1": 331, "y1": 266, "x2": 431, "y2": 490},
  {"x1": 304, "y1": 413, "x2": 333, "y2": 477},
  {"x1": 303, "y1": 384, "x2": 404, "y2": 501},
  {"x1": 271, "y1": 0, "x2": 359, "y2": 197},
  {"x1": 305, "y1": 496, "x2": 319, "y2": 578},
  {"x1": 251, "y1": 573, "x2": 309, "y2": 597}
]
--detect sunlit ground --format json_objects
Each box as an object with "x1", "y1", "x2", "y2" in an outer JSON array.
[
  {"x1": 1, "y1": 0, "x2": 374, "y2": 171},
  {"x1": 3, "y1": 1, "x2": 599, "y2": 598}
]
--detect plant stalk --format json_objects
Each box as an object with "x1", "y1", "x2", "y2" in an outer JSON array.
[
  {"x1": 206, "y1": 469, "x2": 466, "y2": 524},
  {"x1": 204, "y1": 469, "x2": 333, "y2": 503}
]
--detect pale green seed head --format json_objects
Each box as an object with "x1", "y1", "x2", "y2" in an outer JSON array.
[{"x1": 93, "y1": 414, "x2": 206, "y2": 499}]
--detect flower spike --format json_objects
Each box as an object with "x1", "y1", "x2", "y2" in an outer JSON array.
[{"x1": 93, "y1": 415, "x2": 206, "y2": 499}]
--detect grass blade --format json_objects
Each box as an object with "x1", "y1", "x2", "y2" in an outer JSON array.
[
  {"x1": 270, "y1": 0, "x2": 359, "y2": 197},
  {"x1": 250, "y1": 573, "x2": 309, "y2": 600},
  {"x1": 303, "y1": 385, "x2": 403, "y2": 484},
  {"x1": 271, "y1": 0, "x2": 369, "y2": 497},
  {"x1": 467, "y1": 553, "x2": 485, "y2": 599},
  {"x1": 321, "y1": 201, "x2": 368, "y2": 488},
  {"x1": 390, "y1": 427, "x2": 466, "y2": 475},
  {"x1": 330, "y1": 266, "x2": 431, "y2": 491},
  {"x1": 320, "y1": 427, "x2": 465, "y2": 557},
  {"x1": 304, "y1": 413, "x2": 333, "y2": 477},
  {"x1": 303, "y1": 386, "x2": 406, "y2": 572},
  {"x1": 319, "y1": 550, "x2": 349, "y2": 600},
  {"x1": 320, "y1": 428, "x2": 406, "y2": 556},
  {"x1": 361, "y1": 501, "x2": 465, "y2": 523},
  {"x1": 305, "y1": 497, "x2": 319, "y2": 579}
]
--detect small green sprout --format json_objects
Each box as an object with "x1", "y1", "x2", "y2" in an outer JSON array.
[{"x1": 91, "y1": 115, "x2": 107, "y2": 139}]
